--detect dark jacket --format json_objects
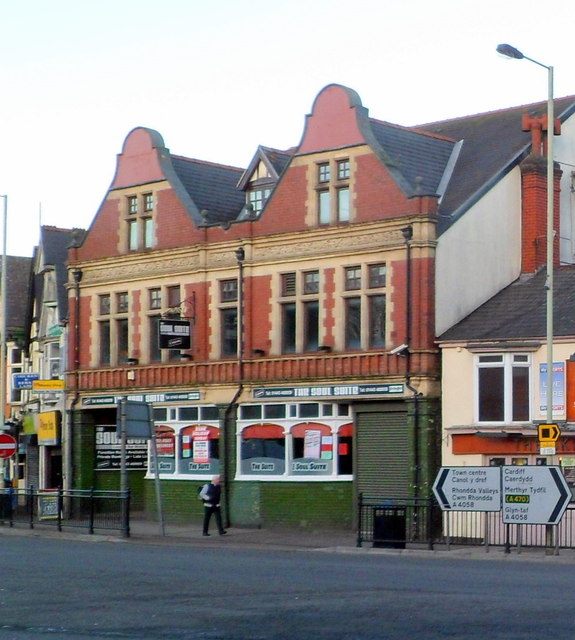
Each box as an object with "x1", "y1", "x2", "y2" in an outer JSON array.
[{"x1": 200, "y1": 482, "x2": 221, "y2": 507}]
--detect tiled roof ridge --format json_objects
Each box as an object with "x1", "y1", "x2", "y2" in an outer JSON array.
[
  {"x1": 259, "y1": 145, "x2": 296, "y2": 155},
  {"x1": 42, "y1": 225, "x2": 85, "y2": 233},
  {"x1": 370, "y1": 117, "x2": 456, "y2": 143},
  {"x1": 170, "y1": 154, "x2": 244, "y2": 173},
  {"x1": 416, "y1": 95, "x2": 575, "y2": 128}
]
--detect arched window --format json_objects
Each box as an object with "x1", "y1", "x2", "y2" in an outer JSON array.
[
  {"x1": 240, "y1": 424, "x2": 285, "y2": 475},
  {"x1": 291, "y1": 423, "x2": 333, "y2": 476},
  {"x1": 153, "y1": 425, "x2": 176, "y2": 474},
  {"x1": 178, "y1": 425, "x2": 220, "y2": 476}
]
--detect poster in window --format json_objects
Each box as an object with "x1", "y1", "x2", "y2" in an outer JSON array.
[
  {"x1": 304, "y1": 430, "x2": 321, "y2": 459},
  {"x1": 321, "y1": 435, "x2": 333, "y2": 460}
]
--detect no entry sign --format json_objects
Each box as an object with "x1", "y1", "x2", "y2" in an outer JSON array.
[{"x1": 0, "y1": 434, "x2": 17, "y2": 459}]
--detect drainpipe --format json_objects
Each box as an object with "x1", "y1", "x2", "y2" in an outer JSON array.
[
  {"x1": 67, "y1": 268, "x2": 82, "y2": 492},
  {"x1": 400, "y1": 226, "x2": 422, "y2": 496},
  {"x1": 222, "y1": 247, "x2": 245, "y2": 528}
]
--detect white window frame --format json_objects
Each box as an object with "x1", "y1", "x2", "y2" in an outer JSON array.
[{"x1": 474, "y1": 353, "x2": 531, "y2": 424}]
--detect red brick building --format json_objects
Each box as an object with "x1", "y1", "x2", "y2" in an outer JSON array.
[{"x1": 66, "y1": 84, "x2": 447, "y2": 528}]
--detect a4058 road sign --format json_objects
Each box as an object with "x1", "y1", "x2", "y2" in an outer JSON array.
[
  {"x1": 432, "y1": 467, "x2": 501, "y2": 512},
  {"x1": 502, "y1": 465, "x2": 571, "y2": 525}
]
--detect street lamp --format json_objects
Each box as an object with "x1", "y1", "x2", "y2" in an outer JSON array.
[{"x1": 497, "y1": 44, "x2": 555, "y2": 426}]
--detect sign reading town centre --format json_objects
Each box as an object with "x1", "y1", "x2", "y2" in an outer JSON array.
[
  {"x1": 253, "y1": 383, "x2": 404, "y2": 399},
  {"x1": 432, "y1": 467, "x2": 501, "y2": 512},
  {"x1": 433, "y1": 466, "x2": 572, "y2": 525}
]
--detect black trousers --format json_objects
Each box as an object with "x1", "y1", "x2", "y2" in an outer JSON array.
[{"x1": 203, "y1": 505, "x2": 224, "y2": 534}]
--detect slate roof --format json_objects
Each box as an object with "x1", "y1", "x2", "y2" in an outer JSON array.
[
  {"x1": 438, "y1": 267, "x2": 575, "y2": 343},
  {"x1": 369, "y1": 119, "x2": 455, "y2": 197},
  {"x1": 170, "y1": 156, "x2": 245, "y2": 225},
  {"x1": 1, "y1": 255, "x2": 33, "y2": 336},
  {"x1": 161, "y1": 89, "x2": 575, "y2": 233},
  {"x1": 417, "y1": 96, "x2": 575, "y2": 234},
  {"x1": 39, "y1": 226, "x2": 86, "y2": 320}
]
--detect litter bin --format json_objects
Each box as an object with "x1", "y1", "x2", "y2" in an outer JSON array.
[{"x1": 373, "y1": 506, "x2": 406, "y2": 549}]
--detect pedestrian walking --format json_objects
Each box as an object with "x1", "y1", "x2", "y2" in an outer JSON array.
[{"x1": 199, "y1": 475, "x2": 227, "y2": 536}]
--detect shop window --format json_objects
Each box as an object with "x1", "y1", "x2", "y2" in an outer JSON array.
[
  {"x1": 151, "y1": 426, "x2": 176, "y2": 474},
  {"x1": 240, "y1": 405, "x2": 263, "y2": 420},
  {"x1": 179, "y1": 425, "x2": 220, "y2": 476},
  {"x1": 153, "y1": 408, "x2": 168, "y2": 421},
  {"x1": 240, "y1": 424, "x2": 285, "y2": 475},
  {"x1": 291, "y1": 423, "x2": 333, "y2": 476},
  {"x1": 338, "y1": 423, "x2": 353, "y2": 475},
  {"x1": 299, "y1": 403, "x2": 320, "y2": 418},
  {"x1": 264, "y1": 404, "x2": 286, "y2": 419},
  {"x1": 476, "y1": 353, "x2": 530, "y2": 423}
]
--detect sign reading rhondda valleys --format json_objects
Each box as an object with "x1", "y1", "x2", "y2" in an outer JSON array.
[
  {"x1": 432, "y1": 467, "x2": 501, "y2": 512},
  {"x1": 502, "y1": 465, "x2": 571, "y2": 525}
]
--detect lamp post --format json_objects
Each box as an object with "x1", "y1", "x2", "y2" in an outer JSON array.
[
  {"x1": 0, "y1": 195, "x2": 6, "y2": 428},
  {"x1": 496, "y1": 44, "x2": 555, "y2": 426}
]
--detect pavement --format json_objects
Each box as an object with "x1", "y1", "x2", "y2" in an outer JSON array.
[{"x1": 2, "y1": 516, "x2": 575, "y2": 562}]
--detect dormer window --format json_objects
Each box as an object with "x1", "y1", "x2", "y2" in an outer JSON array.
[{"x1": 247, "y1": 187, "x2": 271, "y2": 214}]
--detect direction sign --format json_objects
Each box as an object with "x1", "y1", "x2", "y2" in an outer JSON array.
[
  {"x1": 538, "y1": 423, "x2": 560, "y2": 443},
  {"x1": 502, "y1": 465, "x2": 571, "y2": 525},
  {"x1": 432, "y1": 467, "x2": 501, "y2": 511},
  {"x1": 0, "y1": 434, "x2": 17, "y2": 459}
]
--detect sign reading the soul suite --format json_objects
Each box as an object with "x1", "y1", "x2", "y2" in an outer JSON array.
[{"x1": 253, "y1": 383, "x2": 404, "y2": 399}]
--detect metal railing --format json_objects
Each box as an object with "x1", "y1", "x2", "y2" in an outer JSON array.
[
  {"x1": 358, "y1": 494, "x2": 575, "y2": 553},
  {"x1": 0, "y1": 487, "x2": 130, "y2": 537}
]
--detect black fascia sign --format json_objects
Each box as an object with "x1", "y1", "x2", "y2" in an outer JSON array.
[{"x1": 158, "y1": 319, "x2": 191, "y2": 350}]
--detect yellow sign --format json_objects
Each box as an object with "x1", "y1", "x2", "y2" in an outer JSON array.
[
  {"x1": 538, "y1": 423, "x2": 560, "y2": 443},
  {"x1": 38, "y1": 411, "x2": 60, "y2": 445},
  {"x1": 32, "y1": 379, "x2": 65, "y2": 391}
]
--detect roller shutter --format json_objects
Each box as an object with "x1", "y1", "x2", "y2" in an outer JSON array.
[{"x1": 356, "y1": 410, "x2": 410, "y2": 498}]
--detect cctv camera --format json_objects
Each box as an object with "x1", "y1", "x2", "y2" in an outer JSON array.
[{"x1": 389, "y1": 343, "x2": 409, "y2": 356}]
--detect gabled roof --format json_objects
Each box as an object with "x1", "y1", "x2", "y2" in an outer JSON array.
[
  {"x1": 1, "y1": 256, "x2": 33, "y2": 336},
  {"x1": 417, "y1": 96, "x2": 575, "y2": 234},
  {"x1": 236, "y1": 145, "x2": 294, "y2": 191},
  {"x1": 438, "y1": 267, "x2": 575, "y2": 343},
  {"x1": 38, "y1": 226, "x2": 85, "y2": 320}
]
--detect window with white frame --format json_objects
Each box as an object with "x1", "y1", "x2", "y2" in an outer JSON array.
[
  {"x1": 147, "y1": 405, "x2": 221, "y2": 478},
  {"x1": 237, "y1": 402, "x2": 353, "y2": 479},
  {"x1": 476, "y1": 353, "x2": 530, "y2": 423}
]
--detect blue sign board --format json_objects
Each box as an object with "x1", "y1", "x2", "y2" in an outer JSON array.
[{"x1": 12, "y1": 373, "x2": 40, "y2": 389}]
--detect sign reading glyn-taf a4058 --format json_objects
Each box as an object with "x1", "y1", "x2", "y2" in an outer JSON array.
[
  {"x1": 432, "y1": 467, "x2": 501, "y2": 512},
  {"x1": 502, "y1": 466, "x2": 571, "y2": 525}
]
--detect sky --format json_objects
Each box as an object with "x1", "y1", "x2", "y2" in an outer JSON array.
[{"x1": 1, "y1": 0, "x2": 573, "y2": 257}]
